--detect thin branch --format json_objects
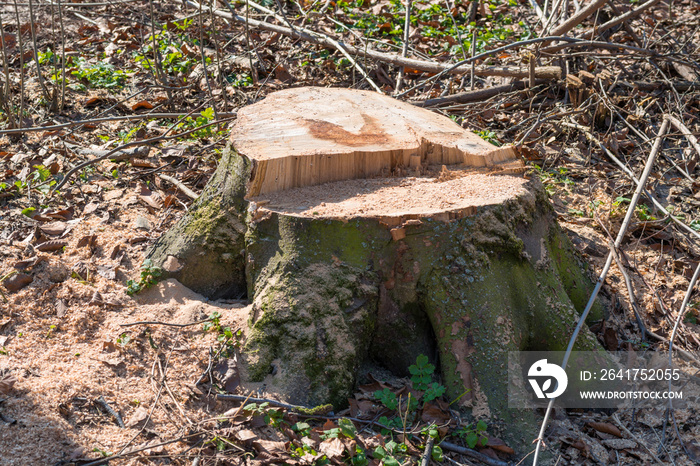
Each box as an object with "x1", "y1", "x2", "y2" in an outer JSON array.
[
  {"x1": 532, "y1": 117, "x2": 670, "y2": 465},
  {"x1": 0, "y1": 112, "x2": 236, "y2": 135},
  {"x1": 52, "y1": 116, "x2": 236, "y2": 192},
  {"x1": 157, "y1": 173, "x2": 199, "y2": 200}
]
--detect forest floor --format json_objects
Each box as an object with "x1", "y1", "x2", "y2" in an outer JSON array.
[{"x1": 1, "y1": 0, "x2": 700, "y2": 464}]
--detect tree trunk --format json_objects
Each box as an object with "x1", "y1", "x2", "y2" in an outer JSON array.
[{"x1": 146, "y1": 87, "x2": 604, "y2": 453}]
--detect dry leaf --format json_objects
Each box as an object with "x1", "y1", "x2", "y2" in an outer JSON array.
[
  {"x1": 77, "y1": 235, "x2": 97, "y2": 249},
  {"x1": 137, "y1": 183, "x2": 162, "y2": 209},
  {"x1": 587, "y1": 422, "x2": 623, "y2": 438},
  {"x1": 2, "y1": 273, "x2": 33, "y2": 292},
  {"x1": 0, "y1": 372, "x2": 17, "y2": 394},
  {"x1": 125, "y1": 407, "x2": 150, "y2": 428},
  {"x1": 40, "y1": 221, "x2": 67, "y2": 236},
  {"x1": 36, "y1": 240, "x2": 68, "y2": 252},
  {"x1": 131, "y1": 100, "x2": 154, "y2": 111},
  {"x1": 13, "y1": 256, "x2": 42, "y2": 270},
  {"x1": 318, "y1": 438, "x2": 344, "y2": 460},
  {"x1": 214, "y1": 355, "x2": 241, "y2": 393}
]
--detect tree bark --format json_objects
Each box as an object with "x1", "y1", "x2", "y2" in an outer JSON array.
[{"x1": 146, "y1": 87, "x2": 605, "y2": 453}]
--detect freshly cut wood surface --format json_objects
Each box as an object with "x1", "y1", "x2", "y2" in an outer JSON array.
[{"x1": 231, "y1": 87, "x2": 519, "y2": 196}]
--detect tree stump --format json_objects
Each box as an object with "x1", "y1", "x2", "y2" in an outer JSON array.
[{"x1": 147, "y1": 87, "x2": 604, "y2": 451}]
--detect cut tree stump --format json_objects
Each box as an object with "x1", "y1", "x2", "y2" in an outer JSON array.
[{"x1": 146, "y1": 87, "x2": 604, "y2": 452}]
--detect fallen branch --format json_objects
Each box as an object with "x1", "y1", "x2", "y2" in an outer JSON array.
[
  {"x1": 441, "y1": 441, "x2": 511, "y2": 466},
  {"x1": 667, "y1": 115, "x2": 700, "y2": 163},
  {"x1": 63, "y1": 142, "x2": 150, "y2": 162},
  {"x1": 185, "y1": 0, "x2": 562, "y2": 82},
  {"x1": 548, "y1": 0, "x2": 607, "y2": 38},
  {"x1": 157, "y1": 173, "x2": 199, "y2": 200},
  {"x1": 52, "y1": 117, "x2": 236, "y2": 193},
  {"x1": 412, "y1": 81, "x2": 527, "y2": 106},
  {"x1": 581, "y1": 0, "x2": 662, "y2": 39},
  {"x1": 0, "y1": 112, "x2": 236, "y2": 136}
]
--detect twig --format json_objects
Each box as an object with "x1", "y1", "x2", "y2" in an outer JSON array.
[
  {"x1": 120, "y1": 318, "x2": 212, "y2": 328},
  {"x1": 581, "y1": 0, "x2": 662, "y2": 40},
  {"x1": 0, "y1": 112, "x2": 236, "y2": 136},
  {"x1": 441, "y1": 441, "x2": 511, "y2": 466},
  {"x1": 667, "y1": 114, "x2": 700, "y2": 163},
  {"x1": 413, "y1": 81, "x2": 528, "y2": 107},
  {"x1": 421, "y1": 435, "x2": 435, "y2": 466},
  {"x1": 63, "y1": 142, "x2": 150, "y2": 162},
  {"x1": 394, "y1": 0, "x2": 412, "y2": 93},
  {"x1": 52, "y1": 116, "x2": 236, "y2": 193},
  {"x1": 215, "y1": 393, "x2": 331, "y2": 414},
  {"x1": 157, "y1": 173, "x2": 199, "y2": 200},
  {"x1": 611, "y1": 413, "x2": 664, "y2": 464},
  {"x1": 532, "y1": 117, "x2": 670, "y2": 466},
  {"x1": 94, "y1": 396, "x2": 125, "y2": 428},
  {"x1": 547, "y1": 0, "x2": 607, "y2": 38}
]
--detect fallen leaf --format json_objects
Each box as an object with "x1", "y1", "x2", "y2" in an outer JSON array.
[
  {"x1": 318, "y1": 438, "x2": 344, "y2": 460},
  {"x1": 96, "y1": 265, "x2": 116, "y2": 280},
  {"x1": 40, "y1": 221, "x2": 67, "y2": 236},
  {"x1": 137, "y1": 183, "x2": 162, "y2": 209},
  {"x1": 131, "y1": 100, "x2": 154, "y2": 111},
  {"x1": 77, "y1": 235, "x2": 97, "y2": 249},
  {"x1": 587, "y1": 422, "x2": 622, "y2": 438},
  {"x1": 214, "y1": 355, "x2": 241, "y2": 393},
  {"x1": 13, "y1": 256, "x2": 42, "y2": 270},
  {"x1": 253, "y1": 439, "x2": 287, "y2": 455},
  {"x1": 421, "y1": 401, "x2": 451, "y2": 424},
  {"x1": 485, "y1": 437, "x2": 515, "y2": 455},
  {"x1": 83, "y1": 202, "x2": 100, "y2": 215},
  {"x1": 125, "y1": 407, "x2": 150, "y2": 428},
  {"x1": 56, "y1": 299, "x2": 68, "y2": 317},
  {"x1": 36, "y1": 240, "x2": 68, "y2": 252},
  {"x1": 0, "y1": 372, "x2": 17, "y2": 394},
  {"x1": 2, "y1": 273, "x2": 33, "y2": 292},
  {"x1": 236, "y1": 429, "x2": 258, "y2": 443}
]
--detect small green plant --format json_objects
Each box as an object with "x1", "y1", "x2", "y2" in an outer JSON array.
[
  {"x1": 117, "y1": 333, "x2": 132, "y2": 347},
  {"x1": 409, "y1": 354, "x2": 435, "y2": 391},
  {"x1": 475, "y1": 130, "x2": 501, "y2": 146},
  {"x1": 71, "y1": 58, "x2": 129, "y2": 89},
  {"x1": 455, "y1": 420, "x2": 489, "y2": 448},
  {"x1": 635, "y1": 204, "x2": 657, "y2": 221},
  {"x1": 126, "y1": 259, "x2": 162, "y2": 295},
  {"x1": 374, "y1": 387, "x2": 399, "y2": 410},
  {"x1": 176, "y1": 107, "x2": 218, "y2": 139},
  {"x1": 46, "y1": 324, "x2": 57, "y2": 339},
  {"x1": 203, "y1": 311, "x2": 222, "y2": 333},
  {"x1": 243, "y1": 402, "x2": 284, "y2": 428}
]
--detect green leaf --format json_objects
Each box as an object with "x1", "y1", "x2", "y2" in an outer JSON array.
[
  {"x1": 373, "y1": 446, "x2": 386, "y2": 459},
  {"x1": 21, "y1": 207, "x2": 36, "y2": 217},
  {"x1": 338, "y1": 418, "x2": 357, "y2": 438},
  {"x1": 431, "y1": 445, "x2": 444, "y2": 462},
  {"x1": 416, "y1": 354, "x2": 429, "y2": 367},
  {"x1": 465, "y1": 431, "x2": 478, "y2": 449},
  {"x1": 383, "y1": 456, "x2": 400, "y2": 466},
  {"x1": 476, "y1": 420, "x2": 488, "y2": 432}
]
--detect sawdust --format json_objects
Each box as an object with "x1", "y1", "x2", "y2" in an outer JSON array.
[{"x1": 0, "y1": 184, "x2": 253, "y2": 464}]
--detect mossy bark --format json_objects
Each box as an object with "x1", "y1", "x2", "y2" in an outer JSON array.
[
  {"x1": 147, "y1": 147, "x2": 606, "y2": 454},
  {"x1": 146, "y1": 150, "x2": 252, "y2": 299}
]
